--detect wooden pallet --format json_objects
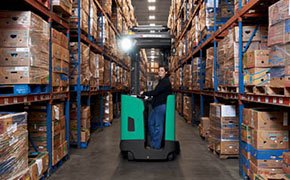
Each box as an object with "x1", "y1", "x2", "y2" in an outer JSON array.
[
  {"x1": 218, "y1": 85, "x2": 239, "y2": 93},
  {"x1": 245, "y1": 85, "x2": 290, "y2": 96},
  {"x1": 53, "y1": 86, "x2": 69, "y2": 92},
  {"x1": 208, "y1": 143, "x2": 239, "y2": 160}
]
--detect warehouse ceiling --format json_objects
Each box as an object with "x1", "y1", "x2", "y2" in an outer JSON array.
[{"x1": 132, "y1": 0, "x2": 171, "y2": 26}]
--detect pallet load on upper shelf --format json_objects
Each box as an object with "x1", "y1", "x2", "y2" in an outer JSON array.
[
  {"x1": 89, "y1": 51, "x2": 99, "y2": 89},
  {"x1": 0, "y1": 112, "x2": 28, "y2": 179},
  {"x1": 27, "y1": 103, "x2": 68, "y2": 166},
  {"x1": 70, "y1": 42, "x2": 91, "y2": 86},
  {"x1": 70, "y1": 0, "x2": 89, "y2": 34},
  {"x1": 217, "y1": 25, "x2": 268, "y2": 89},
  {"x1": 175, "y1": 68, "x2": 182, "y2": 89},
  {"x1": 70, "y1": 104, "x2": 91, "y2": 144},
  {"x1": 192, "y1": 57, "x2": 203, "y2": 90},
  {"x1": 52, "y1": 28, "x2": 70, "y2": 92},
  {"x1": 90, "y1": 0, "x2": 98, "y2": 41},
  {"x1": 99, "y1": 0, "x2": 112, "y2": 17},
  {"x1": 52, "y1": 0, "x2": 73, "y2": 18},
  {"x1": 103, "y1": 93, "x2": 113, "y2": 126},
  {"x1": 0, "y1": 11, "x2": 49, "y2": 89},
  {"x1": 241, "y1": 108, "x2": 289, "y2": 179},
  {"x1": 183, "y1": 64, "x2": 192, "y2": 90},
  {"x1": 208, "y1": 103, "x2": 239, "y2": 159},
  {"x1": 205, "y1": 47, "x2": 214, "y2": 89},
  {"x1": 267, "y1": 0, "x2": 290, "y2": 89},
  {"x1": 199, "y1": 117, "x2": 210, "y2": 139}
]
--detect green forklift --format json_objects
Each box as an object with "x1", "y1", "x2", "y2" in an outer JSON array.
[{"x1": 119, "y1": 25, "x2": 180, "y2": 161}]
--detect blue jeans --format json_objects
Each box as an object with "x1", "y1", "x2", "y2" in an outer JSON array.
[{"x1": 148, "y1": 104, "x2": 166, "y2": 149}]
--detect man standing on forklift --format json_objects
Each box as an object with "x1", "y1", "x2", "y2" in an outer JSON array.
[{"x1": 141, "y1": 65, "x2": 172, "y2": 149}]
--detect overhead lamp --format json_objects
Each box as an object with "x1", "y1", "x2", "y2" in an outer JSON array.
[
  {"x1": 148, "y1": 0, "x2": 156, "y2": 2},
  {"x1": 119, "y1": 37, "x2": 135, "y2": 52},
  {"x1": 149, "y1": 15, "x2": 155, "y2": 20},
  {"x1": 149, "y1": 23, "x2": 156, "y2": 26},
  {"x1": 148, "y1": 6, "x2": 156, "y2": 11}
]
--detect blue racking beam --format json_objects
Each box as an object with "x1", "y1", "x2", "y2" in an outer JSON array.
[
  {"x1": 238, "y1": 0, "x2": 245, "y2": 178},
  {"x1": 46, "y1": 103, "x2": 53, "y2": 172},
  {"x1": 213, "y1": 0, "x2": 218, "y2": 104},
  {"x1": 77, "y1": 0, "x2": 82, "y2": 148}
]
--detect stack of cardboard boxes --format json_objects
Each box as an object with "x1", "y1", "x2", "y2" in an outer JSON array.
[
  {"x1": 268, "y1": 0, "x2": 290, "y2": 88},
  {"x1": 70, "y1": 0, "x2": 89, "y2": 34},
  {"x1": 242, "y1": 108, "x2": 289, "y2": 179},
  {"x1": 89, "y1": 0, "x2": 98, "y2": 41},
  {"x1": 103, "y1": 93, "x2": 113, "y2": 125},
  {"x1": 70, "y1": 104, "x2": 91, "y2": 143},
  {"x1": 52, "y1": 0, "x2": 73, "y2": 17},
  {"x1": 28, "y1": 152, "x2": 49, "y2": 180},
  {"x1": 199, "y1": 117, "x2": 210, "y2": 139},
  {"x1": 0, "y1": 112, "x2": 29, "y2": 179},
  {"x1": 52, "y1": 29, "x2": 70, "y2": 91},
  {"x1": 176, "y1": 93, "x2": 182, "y2": 115},
  {"x1": 27, "y1": 103, "x2": 68, "y2": 166},
  {"x1": 183, "y1": 95, "x2": 192, "y2": 123},
  {"x1": 217, "y1": 26, "x2": 267, "y2": 87},
  {"x1": 89, "y1": 51, "x2": 99, "y2": 88},
  {"x1": 183, "y1": 64, "x2": 192, "y2": 89},
  {"x1": 192, "y1": 57, "x2": 202, "y2": 89},
  {"x1": 70, "y1": 42, "x2": 91, "y2": 86},
  {"x1": 283, "y1": 152, "x2": 290, "y2": 176},
  {"x1": 208, "y1": 103, "x2": 239, "y2": 156},
  {"x1": 205, "y1": 47, "x2": 214, "y2": 89},
  {"x1": 0, "y1": 11, "x2": 49, "y2": 85}
]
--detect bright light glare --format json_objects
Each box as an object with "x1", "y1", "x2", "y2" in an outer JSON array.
[
  {"x1": 148, "y1": 6, "x2": 156, "y2": 11},
  {"x1": 150, "y1": 23, "x2": 156, "y2": 26},
  {"x1": 121, "y1": 38, "x2": 133, "y2": 52},
  {"x1": 149, "y1": 15, "x2": 155, "y2": 20},
  {"x1": 148, "y1": 0, "x2": 156, "y2": 2}
]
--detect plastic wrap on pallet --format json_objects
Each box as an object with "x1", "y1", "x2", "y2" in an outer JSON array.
[{"x1": 0, "y1": 112, "x2": 28, "y2": 180}]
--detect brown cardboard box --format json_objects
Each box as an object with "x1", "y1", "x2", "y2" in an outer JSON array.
[
  {"x1": 269, "y1": 0, "x2": 290, "y2": 26},
  {"x1": 0, "y1": 47, "x2": 49, "y2": 68},
  {"x1": 252, "y1": 130, "x2": 289, "y2": 150},
  {"x1": 28, "y1": 160, "x2": 38, "y2": 180},
  {"x1": 0, "y1": 29, "x2": 49, "y2": 48},
  {"x1": 243, "y1": 50, "x2": 270, "y2": 68},
  {"x1": 0, "y1": 11, "x2": 49, "y2": 34},
  {"x1": 234, "y1": 26, "x2": 263, "y2": 42},
  {"x1": 61, "y1": 60, "x2": 69, "y2": 75},
  {"x1": 283, "y1": 152, "x2": 290, "y2": 165},
  {"x1": 251, "y1": 157, "x2": 283, "y2": 169},
  {"x1": 52, "y1": 0, "x2": 73, "y2": 16},
  {"x1": 250, "y1": 160, "x2": 284, "y2": 175},
  {"x1": 0, "y1": 66, "x2": 49, "y2": 84},
  {"x1": 218, "y1": 141, "x2": 239, "y2": 155},
  {"x1": 242, "y1": 124, "x2": 252, "y2": 144},
  {"x1": 244, "y1": 68, "x2": 270, "y2": 86},
  {"x1": 282, "y1": 163, "x2": 290, "y2": 174},
  {"x1": 268, "y1": 21, "x2": 285, "y2": 46},
  {"x1": 251, "y1": 110, "x2": 288, "y2": 130}
]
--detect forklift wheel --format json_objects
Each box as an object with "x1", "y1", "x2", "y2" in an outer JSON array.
[
  {"x1": 167, "y1": 152, "x2": 175, "y2": 161},
  {"x1": 127, "y1": 152, "x2": 134, "y2": 161}
]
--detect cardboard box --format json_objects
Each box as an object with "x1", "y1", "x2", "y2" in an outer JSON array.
[
  {"x1": 242, "y1": 124, "x2": 252, "y2": 144},
  {"x1": 252, "y1": 130, "x2": 289, "y2": 150},
  {"x1": 244, "y1": 68, "x2": 270, "y2": 86},
  {"x1": 0, "y1": 29, "x2": 49, "y2": 48},
  {"x1": 269, "y1": 0, "x2": 290, "y2": 26},
  {"x1": 52, "y1": 0, "x2": 73, "y2": 16},
  {"x1": 0, "y1": 11, "x2": 49, "y2": 34},
  {"x1": 234, "y1": 26, "x2": 264, "y2": 42},
  {"x1": 251, "y1": 109, "x2": 288, "y2": 130},
  {"x1": 283, "y1": 152, "x2": 290, "y2": 165},
  {"x1": 282, "y1": 163, "x2": 290, "y2": 174},
  {"x1": 0, "y1": 47, "x2": 49, "y2": 68},
  {"x1": 218, "y1": 141, "x2": 239, "y2": 155},
  {"x1": 250, "y1": 160, "x2": 284, "y2": 176},
  {"x1": 251, "y1": 158, "x2": 283, "y2": 169},
  {"x1": 0, "y1": 66, "x2": 49, "y2": 84},
  {"x1": 243, "y1": 50, "x2": 270, "y2": 69}
]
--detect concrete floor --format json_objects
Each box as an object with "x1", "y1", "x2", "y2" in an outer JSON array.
[{"x1": 51, "y1": 113, "x2": 240, "y2": 180}]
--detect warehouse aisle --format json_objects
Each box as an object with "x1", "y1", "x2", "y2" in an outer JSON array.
[{"x1": 51, "y1": 114, "x2": 239, "y2": 180}]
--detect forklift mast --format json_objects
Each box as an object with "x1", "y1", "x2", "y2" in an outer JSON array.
[{"x1": 127, "y1": 25, "x2": 172, "y2": 95}]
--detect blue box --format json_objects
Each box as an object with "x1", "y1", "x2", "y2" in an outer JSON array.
[{"x1": 250, "y1": 146, "x2": 288, "y2": 160}]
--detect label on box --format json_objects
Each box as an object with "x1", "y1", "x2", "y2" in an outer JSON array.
[
  {"x1": 16, "y1": 48, "x2": 28, "y2": 52},
  {"x1": 54, "y1": 105, "x2": 60, "y2": 120},
  {"x1": 36, "y1": 158, "x2": 43, "y2": 176},
  {"x1": 15, "y1": 67, "x2": 28, "y2": 71}
]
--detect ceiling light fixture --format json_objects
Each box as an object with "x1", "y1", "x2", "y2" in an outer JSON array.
[
  {"x1": 149, "y1": 23, "x2": 156, "y2": 26},
  {"x1": 148, "y1": 0, "x2": 156, "y2": 2},
  {"x1": 149, "y1": 15, "x2": 155, "y2": 20},
  {"x1": 148, "y1": 6, "x2": 156, "y2": 11}
]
